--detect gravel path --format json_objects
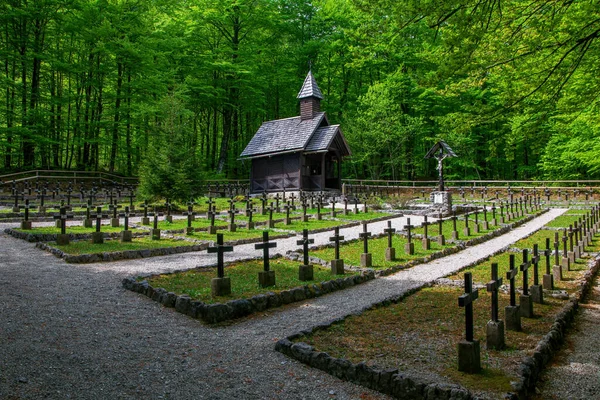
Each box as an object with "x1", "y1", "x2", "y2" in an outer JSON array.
[
  {"x1": 0, "y1": 209, "x2": 565, "y2": 399},
  {"x1": 533, "y1": 271, "x2": 600, "y2": 400}
]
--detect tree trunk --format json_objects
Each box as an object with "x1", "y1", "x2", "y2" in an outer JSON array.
[{"x1": 110, "y1": 61, "x2": 123, "y2": 172}]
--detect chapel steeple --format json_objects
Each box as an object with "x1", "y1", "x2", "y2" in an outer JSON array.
[{"x1": 297, "y1": 70, "x2": 324, "y2": 121}]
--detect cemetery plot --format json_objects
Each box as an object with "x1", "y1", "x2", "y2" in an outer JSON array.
[
  {"x1": 293, "y1": 279, "x2": 571, "y2": 398},
  {"x1": 12, "y1": 224, "x2": 141, "y2": 235},
  {"x1": 310, "y1": 233, "x2": 453, "y2": 270},
  {"x1": 271, "y1": 218, "x2": 350, "y2": 232},
  {"x1": 39, "y1": 237, "x2": 208, "y2": 263},
  {"x1": 544, "y1": 214, "x2": 585, "y2": 228},
  {"x1": 137, "y1": 217, "x2": 223, "y2": 232},
  {"x1": 184, "y1": 228, "x2": 293, "y2": 243}
]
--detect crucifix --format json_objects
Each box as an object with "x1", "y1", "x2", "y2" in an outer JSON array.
[
  {"x1": 425, "y1": 141, "x2": 457, "y2": 192},
  {"x1": 208, "y1": 233, "x2": 234, "y2": 296},
  {"x1": 329, "y1": 227, "x2": 345, "y2": 274},
  {"x1": 255, "y1": 231, "x2": 277, "y2": 287},
  {"x1": 359, "y1": 222, "x2": 372, "y2": 267},
  {"x1": 297, "y1": 229, "x2": 315, "y2": 281}
]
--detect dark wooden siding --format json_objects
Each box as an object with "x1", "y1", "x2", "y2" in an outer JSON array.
[{"x1": 251, "y1": 153, "x2": 301, "y2": 193}]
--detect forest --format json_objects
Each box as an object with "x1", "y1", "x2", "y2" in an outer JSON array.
[{"x1": 1, "y1": 0, "x2": 599, "y2": 184}]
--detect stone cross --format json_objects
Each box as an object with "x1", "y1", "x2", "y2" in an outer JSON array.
[
  {"x1": 458, "y1": 272, "x2": 479, "y2": 342},
  {"x1": 255, "y1": 231, "x2": 277, "y2": 272},
  {"x1": 296, "y1": 229, "x2": 314, "y2": 267},
  {"x1": 208, "y1": 233, "x2": 234, "y2": 279},
  {"x1": 486, "y1": 263, "x2": 503, "y2": 323}
]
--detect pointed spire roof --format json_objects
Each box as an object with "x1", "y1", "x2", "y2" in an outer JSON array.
[{"x1": 297, "y1": 71, "x2": 324, "y2": 100}]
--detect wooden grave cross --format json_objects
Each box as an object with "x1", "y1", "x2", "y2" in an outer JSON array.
[
  {"x1": 289, "y1": 192, "x2": 296, "y2": 210},
  {"x1": 227, "y1": 196, "x2": 236, "y2": 211},
  {"x1": 544, "y1": 238, "x2": 552, "y2": 275},
  {"x1": 568, "y1": 225, "x2": 574, "y2": 253},
  {"x1": 53, "y1": 206, "x2": 74, "y2": 235},
  {"x1": 330, "y1": 197, "x2": 337, "y2": 217},
  {"x1": 359, "y1": 222, "x2": 372, "y2": 254},
  {"x1": 208, "y1": 233, "x2": 234, "y2": 279},
  {"x1": 255, "y1": 231, "x2": 277, "y2": 272},
  {"x1": 422, "y1": 215, "x2": 429, "y2": 239},
  {"x1": 283, "y1": 201, "x2": 292, "y2": 225},
  {"x1": 119, "y1": 206, "x2": 135, "y2": 231},
  {"x1": 274, "y1": 193, "x2": 281, "y2": 213},
  {"x1": 486, "y1": 263, "x2": 503, "y2": 322},
  {"x1": 458, "y1": 272, "x2": 479, "y2": 342},
  {"x1": 520, "y1": 249, "x2": 532, "y2": 296},
  {"x1": 20, "y1": 199, "x2": 33, "y2": 221},
  {"x1": 532, "y1": 244, "x2": 540, "y2": 286},
  {"x1": 91, "y1": 206, "x2": 109, "y2": 233},
  {"x1": 296, "y1": 229, "x2": 314, "y2": 266},
  {"x1": 329, "y1": 226, "x2": 344, "y2": 260},
  {"x1": 109, "y1": 201, "x2": 122, "y2": 219},
  {"x1": 206, "y1": 197, "x2": 215, "y2": 215},
  {"x1": 149, "y1": 208, "x2": 164, "y2": 230},
  {"x1": 506, "y1": 254, "x2": 518, "y2": 307},
  {"x1": 404, "y1": 218, "x2": 414, "y2": 244},
  {"x1": 384, "y1": 220, "x2": 396, "y2": 249}
]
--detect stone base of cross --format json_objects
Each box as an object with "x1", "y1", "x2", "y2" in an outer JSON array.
[
  {"x1": 207, "y1": 226, "x2": 217, "y2": 235},
  {"x1": 20, "y1": 220, "x2": 32, "y2": 230},
  {"x1": 121, "y1": 230, "x2": 133, "y2": 243},
  {"x1": 84, "y1": 218, "x2": 93, "y2": 228},
  {"x1": 298, "y1": 264, "x2": 314, "y2": 281},
  {"x1": 186, "y1": 227, "x2": 194, "y2": 235},
  {"x1": 504, "y1": 305, "x2": 521, "y2": 331},
  {"x1": 422, "y1": 236, "x2": 430, "y2": 251},
  {"x1": 91, "y1": 231, "x2": 104, "y2": 245},
  {"x1": 211, "y1": 277, "x2": 231, "y2": 297},
  {"x1": 151, "y1": 229, "x2": 161, "y2": 240},
  {"x1": 486, "y1": 320, "x2": 505, "y2": 350},
  {"x1": 37, "y1": 205, "x2": 46, "y2": 213},
  {"x1": 57, "y1": 234, "x2": 70, "y2": 246},
  {"x1": 385, "y1": 247, "x2": 395, "y2": 262},
  {"x1": 258, "y1": 271, "x2": 276, "y2": 288},
  {"x1": 330, "y1": 259, "x2": 344, "y2": 275},
  {"x1": 111, "y1": 216, "x2": 120, "y2": 228},
  {"x1": 519, "y1": 294, "x2": 534, "y2": 318},
  {"x1": 404, "y1": 242, "x2": 414, "y2": 255},
  {"x1": 360, "y1": 253, "x2": 372, "y2": 268}
]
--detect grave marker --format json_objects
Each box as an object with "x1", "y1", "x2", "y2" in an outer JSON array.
[
  {"x1": 458, "y1": 272, "x2": 481, "y2": 373},
  {"x1": 463, "y1": 212, "x2": 471, "y2": 237},
  {"x1": 267, "y1": 204, "x2": 276, "y2": 229},
  {"x1": 562, "y1": 229, "x2": 570, "y2": 271},
  {"x1": 227, "y1": 207, "x2": 239, "y2": 232},
  {"x1": 297, "y1": 229, "x2": 314, "y2": 281},
  {"x1": 109, "y1": 201, "x2": 122, "y2": 227},
  {"x1": 207, "y1": 209, "x2": 217, "y2": 234},
  {"x1": 473, "y1": 208, "x2": 480, "y2": 234},
  {"x1": 90, "y1": 206, "x2": 109, "y2": 244},
  {"x1": 568, "y1": 225, "x2": 576, "y2": 264},
  {"x1": 359, "y1": 222, "x2": 372, "y2": 267},
  {"x1": 451, "y1": 211, "x2": 459, "y2": 241},
  {"x1": 53, "y1": 206, "x2": 74, "y2": 245},
  {"x1": 283, "y1": 201, "x2": 292, "y2": 225},
  {"x1": 301, "y1": 198, "x2": 310, "y2": 223},
  {"x1": 149, "y1": 208, "x2": 164, "y2": 240},
  {"x1": 119, "y1": 207, "x2": 134, "y2": 242},
  {"x1": 482, "y1": 205, "x2": 489, "y2": 230},
  {"x1": 530, "y1": 244, "x2": 544, "y2": 304},
  {"x1": 330, "y1": 197, "x2": 337, "y2": 218},
  {"x1": 404, "y1": 218, "x2": 415, "y2": 255},
  {"x1": 19, "y1": 199, "x2": 33, "y2": 230},
  {"x1": 329, "y1": 227, "x2": 345, "y2": 274},
  {"x1": 543, "y1": 237, "x2": 554, "y2": 289},
  {"x1": 255, "y1": 231, "x2": 277, "y2": 287},
  {"x1": 164, "y1": 199, "x2": 173, "y2": 223},
  {"x1": 519, "y1": 249, "x2": 534, "y2": 318},
  {"x1": 384, "y1": 221, "x2": 396, "y2": 261},
  {"x1": 184, "y1": 203, "x2": 196, "y2": 235},
  {"x1": 486, "y1": 263, "x2": 505, "y2": 350},
  {"x1": 436, "y1": 213, "x2": 445, "y2": 246},
  {"x1": 505, "y1": 254, "x2": 522, "y2": 331},
  {"x1": 208, "y1": 233, "x2": 234, "y2": 296}
]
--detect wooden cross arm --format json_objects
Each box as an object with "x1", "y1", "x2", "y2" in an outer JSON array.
[
  {"x1": 207, "y1": 245, "x2": 234, "y2": 253},
  {"x1": 458, "y1": 290, "x2": 478, "y2": 307},
  {"x1": 520, "y1": 261, "x2": 531, "y2": 271},
  {"x1": 255, "y1": 242, "x2": 277, "y2": 250},
  {"x1": 359, "y1": 232, "x2": 372, "y2": 238},
  {"x1": 383, "y1": 228, "x2": 396, "y2": 234},
  {"x1": 329, "y1": 235, "x2": 345, "y2": 241},
  {"x1": 296, "y1": 239, "x2": 315, "y2": 245},
  {"x1": 486, "y1": 278, "x2": 503, "y2": 292}
]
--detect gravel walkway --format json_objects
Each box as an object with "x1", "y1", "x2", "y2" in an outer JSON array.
[
  {"x1": 0, "y1": 209, "x2": 565, "y2": 399},
  {"x1": 533, "y1": 272, "x2": 600, "y2": 400}
]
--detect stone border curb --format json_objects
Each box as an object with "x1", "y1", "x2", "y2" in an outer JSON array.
[{"x1": 122, "y1": 260, "x2": 376, "y2": 324}]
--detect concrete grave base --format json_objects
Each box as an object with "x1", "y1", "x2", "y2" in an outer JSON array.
[
  {"x1": 56, "y1": 234, "x2": 70, "y2": 246},
  {"x1": 91, "y1": 231, "x2": 104, "y2": 244},
  {"x1": 486, "y1": 320, "x2": 505, "y2": 350},
  {"x1": 530, "y1": 285, "x2": 544, "y2": 304},
  {"x1": 284, "y1": 218, "x2": 291, "y2": 225},
  {"x1": 165, "y1": 215, "x2": 173, "y2": 223},
  {"x1": 302, "y1": 216, "x2": 309, "y2": 223},
  {"x1": 141, "y1": 217, "x2": 150, "y2": 225},
  {"x1": 343, "y1": 209, "x2": 349, "y2": 215},
  {"x1": 458, "y1": 340, "x2": 481, "y2": 373},
  {"x1": 385, "y1": 247, "x2": 396, "y2": 262},
  {"x1": 211, "y1": 277, "x2": 231, "y2": 297},
  {"x1": 298, "y1": 264, "x2": 314, "y2": 281},
  {"x1": 519, "y1": 294, "x2": 534, "y2": 318},
  {"x1": 186, "y1": 227, "x2": 194, "y2": 235},
  {"x1": 37, "y1": 206, "x2": 46, "y2": 213},
  {"x1": 473, "y1": 224, "x2": 480, "y2": 234},
  {"x1": 258, "y1": 270, "x2": 276, "y2": 288},
  {"x1": 422, "y1": 237, "x2": 430, "y2": 250},
  {"x1": 55, "y1": 220, "x2": 62, "y2": 228},
  {"x1": 207, "y1": 226, "x2": 217, "y2": 234},
  {"x1": 83, "y1": 218, "x2": 93, "y2": 228},
  {"x1": 463, "y1": 227, "x2": 470, "y2": 237},
  {"x1": 315, "y1": 213, "x2": 322, "y2": 221},
  {"x1": 505, "y1": 305, "x2": 522, "y2": 331},
  {"x1": 562, "y1": 257, "x2": 570, "y2": 271},
  {"x1": 228, "y1": 224, "x2": 237, "y2": 233},
  {"x1": 482, "y1": 221, "x2": 489, "y2": 230},
  {"x1": 330, "y1": 259, "x2": 344, "y2": 275},
  {"x1": 492, "y1": 218, "x2": 497, "y2": 226},
  {"x1": 120, "y1": 230, "x2": 133, "y2": 243},
  {"x1": 12, "y1": 207, "x2": 20, "y2": 213},
  {"x1": 151, "y1": 229, "x2": 161, "y2": 240},
  {"x1": 111, "y1": 218, "x2": 120, "y2": 228},
  {"x1": 20, "y1": 220, "x2": 32, "y2": 230},
  {"x1": 452, "y1": 231, "x2": 459, "y2": 241},
  {"x1": 404, "y1": 242, "x2": 414, "y2": 255},
  {"x1": 268, "y1": 221, "x2": 276, "y2": 229},
  {"x1": 568, "y1": 251, "x2": 575, "y2": 264},
  {"x1": 437, "y1": 235, "x2": 445, "y2": 246},
  {"x1": 247, "y1": 222, "x2": 255, "y2": 230},
  {"x1": 500, "y1": 216, "x2": 505, "y2": 224},
  {"x1": 543, "y1": 273, "x2": 554, "y2": 290},
  {"x1": 360, "y1": 253, "x2": 372, "y2": 268}
]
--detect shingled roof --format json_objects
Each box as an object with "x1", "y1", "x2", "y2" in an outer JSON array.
[
  {"x1": 297, "y1": 70, "x2": 324, "y2": 99},
  {"x1": 240, "y1": 112, "x2": 327, "y2": 158},
  {"x1": 304, "y1": 125, "x2": 350, "y2": 156}
]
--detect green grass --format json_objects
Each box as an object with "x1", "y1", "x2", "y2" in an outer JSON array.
[
  {"x1": 274, "y1": 218, "x2": 348, "y2": 232},
  {"x1": 413, "y1": 211, "x2": 527, "y2": 238},
  {"x1": 147, "y1": 218, "x2": 218, "y2": 231},
  {"x1": 52, "y1": 237, "x2": 198, "y2": 255},
  {"x1": 184, "y1": 228, "x2": 281, "y2": 242},
  {"x1": 332, "y1": 210, "x2": 393, "y2": 221},
  {"x1": 545, "y1": 214, "x2": 586, "y2": 228},
  {"x1": 144, "y1": 258, "x2": 359, "y2": 304},
  {"x1": 311, "y1": 233, "x2": 453, "y2": 270},
  {"x1": 15, "y1": 224, "x2": 141, "y2": 235}
]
